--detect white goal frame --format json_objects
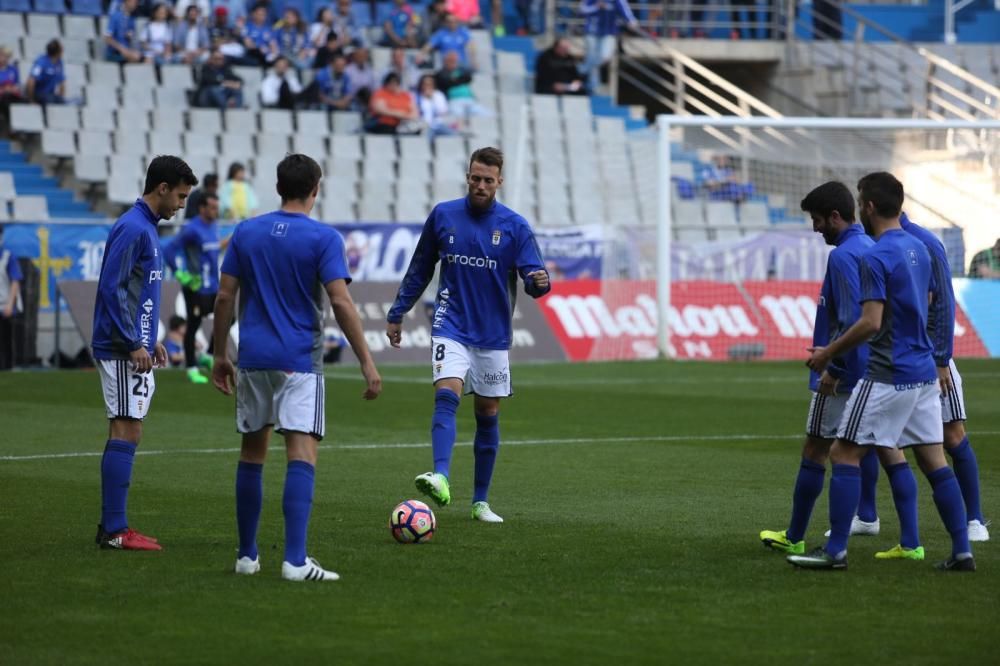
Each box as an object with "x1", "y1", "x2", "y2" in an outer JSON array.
[{"x1": 654, "y1": 115, "x2": 1000, "y2": 358}]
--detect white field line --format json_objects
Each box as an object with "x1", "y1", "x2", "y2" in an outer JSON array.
[{"x1": 3, "y1": 431, "x2": 1000, "y2": 463}]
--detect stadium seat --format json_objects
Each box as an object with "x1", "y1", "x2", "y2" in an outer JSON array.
[
  {"x1": 323, "y1": 198, "x2": 355, "y2": 223},
  {"x1": 260, "y1": 109, "x2": 294, "y2": 135},
  {"x1": 84, "y1": 83, "x2": 119, "y2": 110},
  {"x1": 26, "y1": 14, "x2": 59, "y2": 38},
  {"x1": 33, "y1": 0, "x2": 66, "y2": 13},
  {"x1": 45, "y1": 104, "x2": 79, "y2": 131},
  {"x1": 73, "y1": 153, "x2": 108, "y2": 182},
  {"x1": 70, "y1": 0, "x2": 102, "y2": 14},
  {"x1": 395, "y1": 196, "x2": 428, "y2": 222},
  {"x1": 433, "y1": 135, "x2": 466, "y2": 165},
  {"x1": 113, "y1": 131, "x2": 146, "y2": 157},
  {"x1": 361, "y1": 158, "x2": 393, "y2": 181},
  {"x1": 10, "y1": 104, "x2": 44, "y2": 133},
  {"x1": 81, "y1": 106, "x2": 116, "y2": 131},
  {"x1": 0, "y1": 172, "x2": 17, "y2": 202},
  {"x1": 20, "y1": 35, "x2": 50, "y2": 63},
  {"x1": 148, "y1": 130, "x2": 181, "y2": 155},
  {"x1": 183, "y1": 131, "x2": 219, "y2": 157},
  {"x1": 122, "y1": 62, "x2": 156, "y2": 89},
  {"x1": 673, "y1": 199, "x2": 706, "y2": 226},
  {"x1": 257, "y1": 133, "x2": 290, "y2": 157},
  {"x1": 331, "y1": 135, "x2": 362, "y2": 160},
  {"x1": 0, "y1": 12, "x2": 26, "y2": 38},
  {"x1": 397, "y1": 136, "x2": 431, "y2": 163},
  {"x1": 223, "y1": 108, "x2": 256, "y2": 134},
  {"x1": 359, "y1": 196, "x2": 391, "y2": 221},
  {"x1": 739, "y1": 201, "x2": 771, "y2": 230},
  {"x1": 713, "y1": 227, "x2": 743, "y2": 242},
  {"x1": 325, "y1": 154, "x2": 359, "y2": 180},
  {"x1": 331, "y1": 111, "x2": 362, "y2": 134},
  {"x1": 88, "y1": 61, "x2": 122, "y2": 85},
  {"x1": 296, "y1": 110, "x2": 329, "y2": 137},
  {"x1": 350, "y1": 1, "x2": 372, "y2": 27},
  {"x1": 220, "y1": 132, "x2": 254, "y2": 158},
  {"x1": 188, "y1": 108, "x2": 223, "y2": 134},
  {"x1": 160, "y1": 64, "x2": 193, "y2": 90},
  {"x1": 120, "y1": 94, "x2": 155, "y2": 114},
  {"x1": 705, "y1": 201, "x2": 739, "y2": 228},
  {"x1": 184, "y1": 155, "x2": 216, "y2": 179},
  {"x1": 0, "y1": 204, "x2": 9, "y2": 221},
  {"x1": 62, "y1": 13, "x2": 95, "y2": 38},
  {"x1": 77, "y1": 129, "x2": 111, "y2": 156},
  {"x1": 676, "y1": 227, "x2": 710, "y2": 243},
  {"x1": 13, "y1": 195, "x2": 50, "y2": 220},
  {"x1": 1, "y1": 0, "x2": 32, "y2": 12},
  {"x1": 60, "y1": 37, "x2": 91, "y2": 62},
  {"x1": 432, "y1": 180, "x2": 464, "y2": 201},
  {"x1": 153, "y1": 85, "x2": 188, "y2": 108},
  {"x1": 363, "y1": 134, "x2": 396, "y2": 158},
  {"x1": 323, "y1": 176, "x2": 357, "y2": 202},
  {"x1": 107, "y1": 171, "x2": 140, "y2": 204}
]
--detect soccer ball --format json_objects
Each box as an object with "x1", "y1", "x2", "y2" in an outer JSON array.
[{"x1": 390, "y1": 500, "x2": 436, "y2": 544}]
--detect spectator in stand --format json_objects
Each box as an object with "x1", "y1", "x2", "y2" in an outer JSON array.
[
  {"x1": 212, "y1": 0, "x2": 248, "y2": 27},
  {"x1": 514, "y1": 0, "x2": 543, "y2": 35},
  {"x1": 345, "y1": 46, "x2": 376, "y2": 106},
  {"x1": 196, "y1": 49, "x2": 244, "y2": 109},
  {"x1": 434, "y1": 50, "x2": 489, "y2": 119},
  {"x1": 105, "y1": 0, "x2": 144, "y2": 63},
  {"x1": 969, "y1": 238, "x2": 1000, "y2": 278},
  {"x1": 164, "y1": 315, "x2": 187, "y2": 367},
  {"x1": 368, "y1": 72, "x2": 418, "y2": 134},
  {"x1": 173, "y1": 5, "x2": 211, "y2": 64},
  {"x1": 185, "y1": 172, "x2": 218, "y2": 218},
  {"x1": 579, "y1": 0, "x2": 638, "y2": 93},
  {"x1": 381, "y1": 47, "x2": 420, "y2": 91},
  {"x1": 332, "y1": 0, "x2": 367, "y2": 48},
  {"x1": 534, "y1": 38, "x2": 585, "y2": 95},
  {"x1": 276, "y1": 8, "x2": 313, "y2": 70},
  {"x1": 314, "y1": 53, "x2": 355, "y2": 110},
  {"x1": 173, "y1": 0, "x2": 210, "y2": 21},
  {"x1": 309, "y1": 7, "x2": 336, "y2": 49},
  {"x1": 261, "y1": 56, "x2": 305, "y2": 109},
  {"x1": 312, "y1": 31, "x2": 342, "y2": 70},
  {"x1": 0, "y1": 225, "x2": 22, "y2": 371},
  {"x1": 209, "y1": 7, "x2": 254, "y2": 63},
  {"x1": 427, "y1": 0, "x2": 449, "y2": 33},
  {"x1": 423, "y1": 13, "x2": 475, "y2": 68},
  {"x1": 415, "y1": 73, "x2": 454, "y2": 135},
  {"x1": 140, "y1": 3, "x2": 175, "y2": 64},
  {"x1": 0, "y1": 47, "x2": 26, "y2": 114},
  {"x1": 446, "y1": 0, "x2": 483, "y2": 27},
  {"x1": 242, "y1": 3, "x2": 279, "y2": 66},
  {"x1": 220, "y1": 161, "x2": 259, "y2": 220},
  {"x1": 383, "y1": 0, "x2": 424, "y2": 48},
  {"x1": 26, "y1": 40, "x2": 66, "y2": 106}
]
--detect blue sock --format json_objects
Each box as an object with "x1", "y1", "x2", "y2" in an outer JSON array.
[
  {"x1": 786, "y1": 458, "x2": 825, "y2": 543},
  {"x1": 431, "y1": 389, "x2": 460, "y2": 477},
  {"x1": 472, "y1": 413, "x2": 500, "y2": 503},
  {"x1": 101, "y1": 439, "x2": 136, "y2": 534},
  {"x1": 235, "y1": 461, "x2": 263, "y2": 560},
  {"x1": 857, "y1": 448, "x2": 880, "y2": 523},
  {"x1": 947, "y1": 437, "x2": 984, "y2": 523},
  {"x1": 927, "y1": 467, "x2": 971, "y2": 558},
  {"x1": 825, "y1": 464, "x2": 861, "y2": 558},
  {"x1": 283, "y1": 461, "x2": 315, "y2": 567},
  {"x1": 886, "y1": 462, "x2": 920, "y2": 550}
]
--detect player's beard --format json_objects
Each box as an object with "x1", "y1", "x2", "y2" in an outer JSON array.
[
  {"x1": 469, "y1": 190, "x2": 494, "y2": 210},
  {"x1": 859, "y1": 211, "x2": 874, "y2": 236}
]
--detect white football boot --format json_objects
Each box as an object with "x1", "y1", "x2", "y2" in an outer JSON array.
[
  {"x1": 824, "y1": 516, "x2": 880, "y2": 538},
  {"x1": 968, "y1": 520, "x2": 990, "y2": 542},
  {"x1": 234, "y1": 556, "x2": 260, "y2": 575},
  {"x1": 471, "y1": 501, "x2": 504, "y2": 523},
  {"x1": 281, "y1": 556, "x2": 340, "y2": 582}
]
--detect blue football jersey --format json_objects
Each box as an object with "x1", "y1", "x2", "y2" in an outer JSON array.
[
  {"x1": 900, "y1": 213, "x2": 954, "y2": 367},
  {"x1": 859, "y1": 229, "x2": 937, "y2": 385},
  {"x1": 387, "y1": 198, "x2": 550, "y2": 350},
  {"x1": 810, "y1": 224, "x2": 873, "y2": 393},
  {"x1": 92, "y1": 199, "x2": 164, "y2": 360},
  {"x1": 221, "y1": 210, "x2": 350, "y2": 373},
  {"x1": 164, "y1": 216, "x2": 221, "y2": 294}
]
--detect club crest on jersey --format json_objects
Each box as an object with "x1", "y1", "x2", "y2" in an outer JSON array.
[
  {"x1": 491, "y1": 230, "x2": 501, "y2": 246},
  {"x1": 271, "y1": 221, "x2": 289, "y2": 238},
  {"x1": 907, "y1": 249, "x2": 918, "y2": 265}
]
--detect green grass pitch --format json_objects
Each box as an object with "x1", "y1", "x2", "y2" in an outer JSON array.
[{"x1": 1, "y1": 360, "x2": 998, "y2": 664}]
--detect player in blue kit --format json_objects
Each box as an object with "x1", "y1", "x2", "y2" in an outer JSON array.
[
  {"x1": 92, "y1": 155, "x2": 198, "y2": 551},
  {"x1": 164, "y1": 192, "x2": 223, "y2": 385},
  {"x1": 385, "y1": 147, "x2": 551, "y2": 523},
  {"x1": 791, "y1": 172, "x2": 974, "y2": 571},
  {"x1": 211, "y1": 154, "x2": 382, "y2": 582},
  {"x1": 850, "y1": 212, "x2": 990, "y2": 543}
]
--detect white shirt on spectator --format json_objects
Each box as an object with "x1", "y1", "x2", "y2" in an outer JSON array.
[
  {"x1": 416, "y1": 89, "x2": 449, "y2": 124},
  {"x1": 142, "y1": 21, "x2": 174, "y2": 56},
  {"x1": 260, "y1": 70, "x2": 303, "y2": 106}
]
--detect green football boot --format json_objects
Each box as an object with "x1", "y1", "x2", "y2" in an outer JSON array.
[
  {"x1": 414, "y1": 472, "x2": 451, "y2": 507},
  {"x1": 759, "y1": 529, "x2": 805, "y2": 555},
  {"x1": 187, "y1": 367, "x2": 209, "y2": 384},
  {"x1": 874, "y1": 545, "x2": 925, "y2": 561}
]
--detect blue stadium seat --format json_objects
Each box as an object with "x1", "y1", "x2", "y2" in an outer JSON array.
[
  {"x1": 33, "y1": 0, "x2": 67, "y2": 13},
  {"x1": 70, "y1": 0, "x2": 101, "y2": 14},
  {"x1": 374, "y1": 1, "x2": 394, "y2": 26},
  {"x1": 351, "y1": 1, "x2": 372, "y2": 27},
  {"x1": 0, "y1": 0, "x2": 32, "y2": 11}
]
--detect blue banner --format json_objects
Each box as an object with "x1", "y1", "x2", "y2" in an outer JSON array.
[
  {"x1": 954, "y1": 277, "x2": 1000, "y2": 356},
  {"x1": 3, "y1": 222, "x2": 113, "y2": 311}
]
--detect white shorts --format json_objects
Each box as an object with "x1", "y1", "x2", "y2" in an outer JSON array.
[
  {"x1": 941, "y1": 359, "x2": 967, "y2": 423},
  {"x1": 805, "y1": 392, "x2": 848, "y2": 439},
  {"x1": 236, "y1": 369, "x2": 325, "y2": 439},
  {"x1": 98, "y1": 359, "x2": 157, "y2": 420},
  {"x1": 431, "y1": 336, "x2": 511, "y2": 398},
  {"x1": 836, "y1": 379, "x2": 944, "y2": 448}
]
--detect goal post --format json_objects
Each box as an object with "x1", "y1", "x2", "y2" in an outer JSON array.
[{"x1": 653, "y1": 115, "x2": 1000, "y2": 360}]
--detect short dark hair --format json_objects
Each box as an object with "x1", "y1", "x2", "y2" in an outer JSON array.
[
  {"x1": 857, "y1": 172, "x2": 904, "y2": 219},
  {"x1": 276, "y1": 153, "x2": 322, "y2": 202},
  {"x1": 143, "y1": 155, "x2": 198, "y2": 194},
  {"x1": 168, "y1": 315, "x2": 186, "y2": 331},
  {"x1": 469, "y1": 147, "x2": 503, "y2": 173},
  {"x1": 199, "y1": 192, "x2": 219, "y2": 207},
  {"x1": 800, "y1": 181, "x2": 855, "y2": 221},
  {"x1": 46, "y1": 39, "x2": 62, "y2": 58},
  {"x1": 382, "y1": 71, "x2": 400, "y2": 87},
  {"x1": 203, "y1": 173, "x2": 218, "y2": 188},
  {"x1": 227, "y1": 161, "x2": 244, "y2": 180}
]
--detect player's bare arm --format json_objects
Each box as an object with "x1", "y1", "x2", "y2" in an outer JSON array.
[
  {"x1": 807, "y1": 300, "x2": 882, "y2": 372},
  {"x1": 211, "y1": 273, "x2": 239, "y2": 395},
  {"x1": 327, "y1": 278, "x2": 382, "y2": 400}
]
